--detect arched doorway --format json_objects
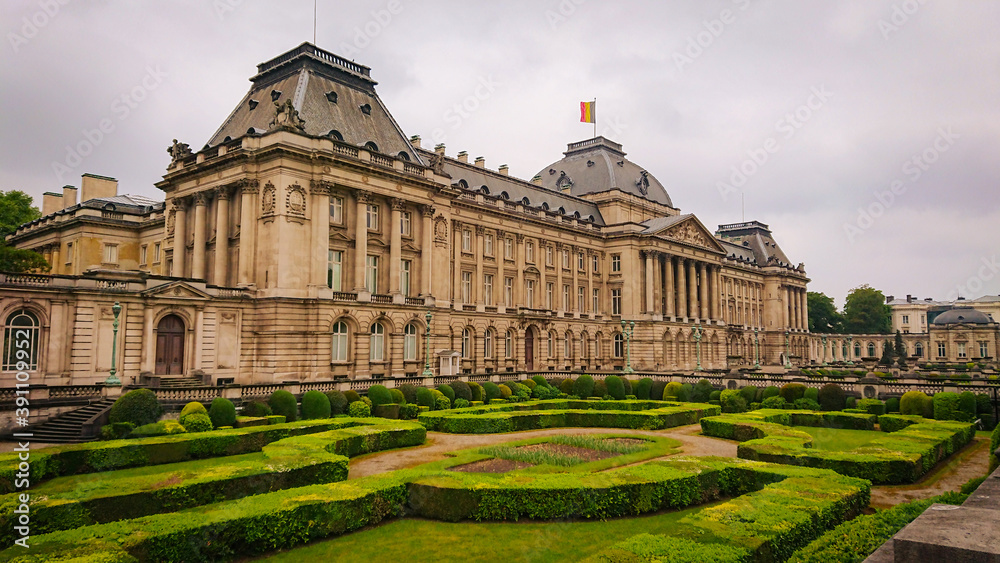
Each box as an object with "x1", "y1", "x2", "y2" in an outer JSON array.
[
  {"x1": 155, "y1": 314, "x2": 185, "y2": 375},
  {"x1": 524, "y1": 327, "x2": 536, "y2": 370}
]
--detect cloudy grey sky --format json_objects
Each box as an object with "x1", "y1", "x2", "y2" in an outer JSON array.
[{"x1": 2, "y1": 0, "x2": 998, "y2": 307}]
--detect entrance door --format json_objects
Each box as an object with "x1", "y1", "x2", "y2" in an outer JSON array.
[
  {"x1": 525, "y1": 328, "x2": 535, "y2": 370},
  {"x1": 155, "y1": 315, "x2": 185, "y2": 375}
]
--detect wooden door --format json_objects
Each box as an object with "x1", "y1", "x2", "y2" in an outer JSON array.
[
  {"x1": 525, "y1": 328, "x2": 534, "y2": 371},
  {"x1": 155, "y1": 315, "x2": 185, "y2": 375}
]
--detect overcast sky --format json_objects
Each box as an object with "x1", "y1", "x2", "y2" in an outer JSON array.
[{"x1": 2, "y1": 1, "x2": 998, "y2": 307}]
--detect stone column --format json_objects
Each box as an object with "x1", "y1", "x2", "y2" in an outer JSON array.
[
  {"x1": 50, "y1": 245, "x2": 60, "y2": 275},
  {"x1": 496, "y1": 230, "x2": 506, "y2": 308},
  {"x1": 354, "y1": 191, "x2": 371, "y2": 293},
  {"x1": 237, "y1": 180, "x2": 258, "y2": 286},
  {"x1": 688, "y1": 260, "x2": 698, "y2": 321},
  {"x1": 782, "y1": 286, "x2": 791, "y2": 329},
  {"x1": 677, "y1": 258, "x2": 687, "y2": 319},
  {"x1": 214, "y1": 186, "x2": 231, "y2": 286},
  {"x1": 310, "y1": 181, "x2": 331, "y2": 289},
  {"x1": 713, "y1": 267, "x2": 722, "y2": 321},
  {"x1": 474, "y1": 226, "x2": 484, "y2": 304},
  {"x1": 389, "y1": 198, "x2": 403, "y2": 297},
  {"x1": 452, "y1": 221, "x2": 462, "y2": 303},
  {"x1": 801, "y1": 289, "x2": 809, "y2": 331},
  {"x1": 699, "y1": 262, "x2": 709, "y2": 321},
  {"x1": 191, "y1": 192, "x2": 208, "y2": 280},
  {"x1": 571, "y1": 246, "x2": 579, "y2": 314},
  {"x1": 193, "y1": 307, "x2": 204, "y2": 370},
  {"x1": 665, "y1": 255, "x2": 675, "y2": 318},
  {"x1": 142, "y1": 304, "x2": 155, "y2": 373},
  {"x1": 555, "y1": 244, "x2": 564, "y2": 312},
  {"x1": 537, "y1": 240, "x2": 546, "y2": 307},
  {"x1": 644, "y1": 251, "x2": 655, "y2": 314},
  {"x1": 172, "y1": 198, "x2": 188, "y2": 277},
  {"x1": 586, "y1": 249, "x2": 594, "y2": 315},
  {"x1": 420, "y1": 205, "x2": 434, "y2": 297}
]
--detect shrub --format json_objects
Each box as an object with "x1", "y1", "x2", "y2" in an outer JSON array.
[
  {"x1": 885, "y1": 397, "x2": 900, "y2": 413},
  {"x1": 367, "y1": 385, "x2": 394, "y2": 407},
  {"x1": 398, "y1": 384, "x2": 419, "y2": 404},
  {"x1": 720, "y1": 389, "x2": 748, "y2": 413},
  {"x1": 622, "y1": 378, "x2": 633, "y2": 396},
  {"x1": 531, "y1": 375, "x2": 548, "y2": 388},
  {"x1": 454, "y1": 398, "x2": 470, "y2": 409},
  {"x1": 594, "y1": 379, "x2": 608, "y2": 398},
  {"x1": 793, "y1": 398, "x2": 821, "y2": 411},
  {"x1": 268, "y1": 390, "x2": 298, "y2": 422},
  {"x1": 560, "y1": 378, "x2": 576, "y2": 395},
  {"x1": 100, "y1": 422, "x2": 134, "y2": 440},
  {"x1": 739, "y1": 386, "x2": 757, "y2": 404},
  {"x1": 482, "y1": 382, "x2": 501, "y2": 402},
  {"x1": 678, "y1": 383, "x2": 693, "y2": 402},
  {"x1": 762, "y1": 396, "x2": 787, "y2": 409},
  {"x1": 301, "y1": 390, "x2": 332, "y2": 419},
  {"x1": 762, "y1": 386, "x2": 781, "y2": 400},
  {"x1": 434, "y1": 395, "x2": 451, "y2": 411},
  {"x1": 573, "y1": 375, "x2": 595, "y2": 398},
  {"x1": 131, "y1": 419, "x2": 186, "y2": 437},
  {"x1": 109, "y1": 389, "x2": 162, "y2": 427},
  {"x1": 181, "y1": 412, "x2": 213, "y2": 432},
  {"x1": 932, "y1": 392, "x2": 962, "y2": 421},
  {"x1": 386, "y1": 388, "x2": 404, "y2": 405},
  {"x1": 535, "y1": 385, "x2": 560, "y2": 400},
  {"x1": 400, "y1": 404, "x2": 420, "y2": 420},
  {"x1": 958, "y1": 391, "x2": 977, "y2": 422},
  {"x1": 664, "y1": 382, "x2": 683, "y2": 400},
  {"x1": 180, "y1": 401, "x2": 208, "y2": 423},
  {"x1": 242, "y1": 401, "x2": 272, "y2": 417},
  {"x1": 692, "y1": 379, "x2": 714, "y2": 402},
  {"x1": 468, "y1": 381, "x2": 483, "y2": 402},
  {"x1": 450, "y1": 381, "x2": 472, "y2": 402},
  {"x1": 344, "y1": 390, "x2": 362, "y2": 404},
  {"x1": 990, "y1": 422, "x2": 999, "y2": 473},
  {"x1": 817, "y1": 384, "x2": 846, "y2": 411},
  {"x1": 326, "y1": 391, "x2": 349, "y2": 415},
  {"x1": 348, "y1": 401, "x2": 371, "y2": 418},
  {"x1": 650, "y1": 380, "x2": 667, "y2": 401},
  {"x1": 845, "y1": 396, "x2": 857, "y2": 409},
  {"x1": 416, "y1": 387, "x2": 435, "y2": 408},
  {"x1": 709, "y1": 390, "x2": 721, "y2": 402},
  {"x1": 208, "y1": 398, "x2": 237, "y2": 428},
  {"x1": 856, "y1": 398, "x2": 885, "y2": 416},
  {"x1": 522, "y1": 379, "x2": 537, "y2": 390},
  {"x1": 976, "y1": 393, "x2": 991, "y2": 415},
  {"x1": 780, "y1": 383, "x2": 807, "y2": 403},
  {"x1": 635, "y1": 378, "x2": 653, "y2": 400},
  {"x1": 605, "y1": 376, "x2": 626, "y2": 400},
  {"x1": 498, "y1": 384, "x2": 512, "y2": 399},
  {"x1": 437, "y1": 384, "x2": 456, "y2": 404},
  {"x1": 804, "y1": 387, "x2": 819, "y2": 402}
]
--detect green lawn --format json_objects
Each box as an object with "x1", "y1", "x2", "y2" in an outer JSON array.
[
  {"x1": 258, "y1": 501, "x2": 723, "y2": 562},
  {"x1": 793, "y1": 426, "x2": 881, "y2": 451}
]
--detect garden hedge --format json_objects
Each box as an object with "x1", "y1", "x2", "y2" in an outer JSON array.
[
  {"x1": 208, "y1": 398, "x2": 237, "y2": 429},
  {"x1": 990, "y1": 422, "x2": 999, "y2": 473},
  {"x1": 109, "y1": 389, "x2": 162, "y2": 427},
  {"x1": 301, "y1": 390, "x2": 331, "y2": 419},
  {"x1": 268, "y1": 390, "x2": 298, "y2": 422}
]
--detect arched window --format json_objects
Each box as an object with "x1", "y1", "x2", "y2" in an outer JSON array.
[
  {"x1": 854, "y1": 343, "x2": 862, "y2": 358},
  {"x1": 364, "y1": 141, "x2": 379, "y2": 153},
  {"x1": 479, "y1": 185, "x2": 490, "y2": 195},
  {"x1": 842, "y1": 342, "x2": 848, "y2": 359},
  {"x1": 396, "y1": 151, "x2": 410, "y2": 161},
  {"x1": 613, "y1": 333, "x2": 624, "y2": 358},
  {"x1": 547, "y1": 331, "x2": 555, "y2": 358},
  {"x1": 370, "y1": 322, "x2": 385, "y2": 361},
  {"x1": 462, "y1": 327, "x2": 472, "y2": 358},
  {"x1": 914, "y1": 342, "x2": 924, "y2": 358},
  {"x1": 403, "y1": 323, "x2": 418, "y2": 361},
  {"x1": 867, "y1": 343, "x2": 876, "y2": 357},
  {"x1": 3, "y1": 310, "x2": 40, "y2": 371},
  {"x1": 331, "y1": 320, "x2": 349, "y2": 362},
  {"x1": 541, "y1": 202, "x2": 550, "y2": 211},
  {"x1": 327, "y1": 130, "x2": 344, "y2": 142},
  {"x1": 521, "y1": 197, "x2": 530, "y2": 206},
  {"x1": 580, "y1": 332, "x2": 588, "y2": 358},
  {"x1": 484, "y1": 329, "x2": 494, "y2": 359},
  {"x1": 563, "y1": 331, "x2": 572, "y2": 358}
]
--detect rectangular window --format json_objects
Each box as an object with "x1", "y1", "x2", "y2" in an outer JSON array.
[
  {"x1": 562, "y1": 249, "x2": 569, "y2": 269},
  {"x1": 400, "y1": 259, "x2": 411, "y2": 296},
  {"x1": 462, "y1": 229, "x2": 472, "y2": 252},
  {"x1": 545, "y1": 245, "x2": 553, "y2": 266},
  {"x1": 958, "y1": 342, "x2": 967, "y2": 358},
  {"x1": 153, "y1": 242, "x2": 161, "y2": 263},
  {"x1": 526, "y1": 280, "x2": 535, "y2": 308},
  {"x1": 328, "y1": 250, "x2": 343, "y2": 290},
  {"x1": 611, "y1": 289, "x2": 622, "y2": 315},
  {"x1": 484, "y1": 234, "x2": 493, "y2": 256},
  {"x1": 400, "y1": 211, "x2": 411, "y2": 236},
  {"x1": 365, "y1": 255, "x2": 379, "y2": 293},
  {"x1": 484, "y1": 274, "x2": 494, "y2": 306},
  {"x1": 505, "y1": 330, "x2": 513, "y2": 358},
  {"x1": 65, "y1": 242, "x2": 73, "y2": 264},
  {"x1": 592, "y1": 254, "x2": 599, "y2": 273},
  {"x1": 902, "y1": 315, "x2": 909, "y2": 324},
  {"x1": 578, "y1": 286, "x2": 585, "y2": 311},
  {"x1": 593, "y1": 288, "x2": 600, "y2": 313},
  {"x1": 578, "y1": 252, "x2": 585, "y2": 271},
  {"x1": 980, "y1": 341, "x2": 989, "y2": 358},
  {"x1": 611, "y1": 254, "x2": 621, "y2": 272},
  {"x1": 403, "y1": 326, "x2": 417, "y2": 361},
  {"x1": 937, "y1": 342, "x2": 946, "y2": 358},
  {"x1": 103, "y1": 243, "x2": 118, "y2": 264},
  {"x1": 461, "y1": 271, "x2": 472, "y2": 303},
  {"x1": 562, "y1": 284, "x2": 570, "y2": 310},
  {"x1": 504, "y1": 277, "x2": 513, "y2": 307},
  {"x1": 330, "y1": 197, "x2": 344, "y2": 224},
  {"x1": 526, "y1": 242, "x2": 535, "y2": 263},
  {"x1": 366, "y1": 203, "x2": 379, "y2": 230},
  {"x1": 546, "y1": 283, "x2": 554, "y2": 309},
  {"x1": 504, "y1": 237, "x2": 513, "y2": 259},
  {"x1": 140, "y1": 245, "x2": 148, "y2": 266}
]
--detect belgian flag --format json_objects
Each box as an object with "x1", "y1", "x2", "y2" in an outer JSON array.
[{"x1": 580, "y1": 101, "x2": 595, "y2": 123}]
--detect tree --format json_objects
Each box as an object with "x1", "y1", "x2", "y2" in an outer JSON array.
[
  {"x1": 843, "y1": 285, "x2": 891, "y2": 334},
  {"x1": 807, "y1": 291, "x2": 843, "y2": 333},
  {"x1": 894, "y1": 330, "x2": 906, "y2": 358},
  {"x1": 0, "y1": 190, "x2": 48, "y2": 273},
  {"x1": 879, "y1": 341, "x2": 894, "y2": 366}
]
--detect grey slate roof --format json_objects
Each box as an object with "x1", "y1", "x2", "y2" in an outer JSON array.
[
  {"x1": 639, "y1": 214, "x2": 689, "y2": 234},
  {"x1": 714, "y1": 221, "x2": 799, "y2": 270},
  {"x1": 933, "y1": 307, "x2": 994, "y2": 325},
  {"x1": 533, "y1": 137, "x2": 674, "y2": 207},
  {"x1": 205, "y1": 43, "x2": 421, "y2": 163}
]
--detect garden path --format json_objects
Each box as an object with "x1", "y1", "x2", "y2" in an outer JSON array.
[
  {"x1": 348, "y1": 423, "x2": 737, "y2": 479},
  {"x1": 869, "y1": 435, "x2": 990, "y2": 508}
]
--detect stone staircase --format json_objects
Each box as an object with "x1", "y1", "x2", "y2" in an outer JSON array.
[
  {"x1": 28, "y1": 399, "x2": 116, "y2": 444},
  {"x1": 157, "y1": 376, "x2": 206, "y2": 388}
]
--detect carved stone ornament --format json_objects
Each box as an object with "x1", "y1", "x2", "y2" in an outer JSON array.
[
  {"x1": 665, "y1": 221, "x2": 711, "y2": 249},
  {"x1": 635, "y1": 170, "x2": 650, "y2": 196},
  {"x1": 434, "y1": 216, "x2": 448, "y2": 242},
  {"x1": 269, "y1": 99, "x2": 306, "y2": 132},
  {"x1": 261, "y1": 182, "x2": 277, "y2": 215},
  {"x1": 286, "y1": 183, "x2": 307, "y2": 216},
  {"x1": 555, "y1": 171, "x2": 574, "y2": 190},
  {"x1": 167, "y1": 139, "x2": 192, "y2": 162},
  {"x1": 166, "y1": 209, "x2": 176, "y2": 235}
]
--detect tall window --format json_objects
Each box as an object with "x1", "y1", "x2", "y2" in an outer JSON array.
[
  {"x1": 611, "y1": 289, "x2": 622, "y2": 315},
  {"x1": 103, "y1": 243, "x2": 118, "y2": 264},
  {"x1": 331, "y1": 321, "x2": 348, "y2": 362},
  {"x1": 980, "y1": 341, "x2": 989, "y2": 358},
  {"x1": 140, "y1": 245, "x2": 148, "y2": 266},
  {"x1": 592, "y1": 254, "x2": 599, "y2": 273},
  {"x1": 562, "y1": 285, "x2": 570, "y2": 310},
  {"x1": 526, "y1": 280, "x2": 535, "y2": 308},
  {"x1": 580, "y1": 333, "x2": 588, "y2": 358},
  {"x1": 854, "y1": 343, "x2": 861, "y2": 357},
  {"x1": 547, "y1": 331, "x2": 555, "y2": 357},
  {"x1": 400, "y1": 211, "x2": 411, "y2": 236},
  {"x1": 545, "y1": 245, "x2": 553, "y2": 266},
  {"x1": 403, "y1": 323, "x2": 417, "y2": 360},
  {"x1": 578, "y1": 286, "x2": 585, "y2": 312},
  {"x1": 561, "y1": 249, "x2": 569, "y2": 269},
  {"x1": 462, "y1": 327, "x2": 472, "y2": 358},
  {"x1": 3, "y1": 310, "x2": 40, "y2": 371},
  {"x1": 330, "y1": 197, "x2": 344, "y2": 224},
  {"x1": 484, "y1": 329, "x2": 494, "y2": 359},
  {"x1": 484, "y1": 234, "x2": 493, "y2": 256},
  {"x1": 526, "y1": 241, "x2": 535, "y2": 263},
  {"x1": 957, "y1": 342, "x2": 967, "y2": 359},
  {"x1": 937, "y1": 341, "x2": 946, "y2": 357},
  {"x1": 504, "y1": 277, "x2": 513, "y2": 307},
  {"x1": 365, "y1": 255, "x2": 379, "y2": 293},
  {"x1": 400, "y1": 259, "x2": 411, "y2": 296},
  {"x1": 370, "y1": 322, "x2": 385, "y2": 361},
  {"x1": 504, "y1": 237, "x2": 513, "y2": 259},
  {"x1": 328, "y1": 250, "x2": 343, "y2": 290},
  {"x1": 564, "y1": 331, "x2": 572, "y2": 358},
  {"x1": 505, "y1": 329, "x2": 514, "y2": 358},
  {"x1": 914, "y1": 342, "x2": 923, "y2": 357},
  {"x1": 902, "y1": 314, "x2": 909, "y2": 324},
  {"x1": 842, "y1": 342, "x2": 848, "y2": 358},
  {"x1": 461, "y1": 271, "x2": 472, "y2": 303},
  {"x1": 578, "y1": 252, "x2": 585, "y2": 270},
  {"x1": 867, "y1": 343, "x2": 876, "y2": 357},
  {"x1": 366, "y1": 203, "x2": 380, "y2": 230},
  {"x1": 611, "y1": 254, "x2": 621, "y2": 272},
  {"x1": 593, "y1": 288, "x2": 600, "y2": 313},
  {"x1": 462, "y1": 229, "x2": 472, "y2": 252},
  {"x1": 613, "y1": 333, "x2": 624, "y2": 358},
  {"x1": 484, "y1": 274, "x2": 494, "y2": 306},
  {"x1": 596, "y1": 334, "x2": 603, "y2": 359},
  {"x1": 153, "y1": 242, "x2": 161, "y2": 263},
  {"x1": 546, "y1": 283, "x2": 554, "y2": 309}
]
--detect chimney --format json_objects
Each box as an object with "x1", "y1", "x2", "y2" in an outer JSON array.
[
  {"x1": 80, "y1": 174, "x2": 117, "y2": 202},
  {"x1": 885, "y1": 295, "x2": 894, "y2": 304},
  {"x1": 62, "y1": 185, "x2": 77, "y2": 207},
  {"x1": 42, "y1": 192, "x2": 63, "y2": 216},
  {"x1": 906, "y1": 294, "x2": 912, "y2": 303},
  {"x1": 409, "y1": 135, "x2": 421, "y2": 149},
  {"x1": 474, "y1": 156, "x2": 485, "y2": 168},
  {"x1": 498, "y1": 164, "x2": 509, "y2": 176},
  {"x1": 457, "y1": 151, "x2": 469, "y2": 163},
  {"x1": 434, "y1": 143, "x2": 445, "y2": 156},
  {"x1": 925, "y1": 298, "x2": 933, "y2": 302}
]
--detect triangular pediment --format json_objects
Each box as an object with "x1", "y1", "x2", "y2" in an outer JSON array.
[
  {"x1": 644, "y1": 214, "x2": 726, "y2": 253},
  {"x1": 141, "y1": 281, "x2": 212, "y2": 300}
]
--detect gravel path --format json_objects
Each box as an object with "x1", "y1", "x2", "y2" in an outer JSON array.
[
  {"x1": 347, "y1": 424, "x2": 737, "y2": 479},
  {"x1": 869, "y1": 436, "x2": 990, "y2": 509}
]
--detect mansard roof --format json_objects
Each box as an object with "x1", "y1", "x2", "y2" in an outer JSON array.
[{"x1": 715, "y1": 221, "x2": 803, "y2": 272}]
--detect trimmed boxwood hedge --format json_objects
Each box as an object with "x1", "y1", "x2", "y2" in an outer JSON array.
[
  {"x1": 268, "y1": 390, "x2": 298, "y2": 422},
  {"x1": 301, "y1": 390, "x2": 332, "y2": 419},
  {"x1": 109, "y1": 389, "x2": 162, "y2": 427},
  {"x1": 208, "y1": 398, "x2": 237, "y2": 429}
]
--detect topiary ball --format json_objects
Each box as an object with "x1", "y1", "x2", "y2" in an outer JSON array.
[
  {"x1": 301, "y1": 390, "x2": 332, "y2": 419},
  {"x1": 416, "y1": 387, "x2": 435, "y2": 408},
  {"x1": 268, "y1": 390, "x2": 298, "y2": 422},
  {"x1": 482, "y1": 382, "x2": 501, "y2": 401},
  {"x1": 326, "y1": 391, "x2": 348, "y2": 415},
  {"x1": 468, "y1": 382, "x2": 483, "y2": 402},
  {"x1": 437, "y1": 384, "x2": 456, "y2": 404},
  {"x1": 664, "y1": 382, "x2": 682, "y2": 400},
  {"x1": 109, "y1": 388, "x2": 162, "y2": 427},
  {"x1": 242, "y1": 400, "x2": 272, "y2": 417},
  {"x1": 498, "y1": 384, "x2": 512, "y2": 399},
  {"x1": 367, "y1": 384, "x2": 393, "y2": 407},
  {"x1": 450, "y1": 381, "x2": 472, "y2": 402},
  {"x1": 635, "y1": 378, "x2": 653, "y2": 400},
  {"x1": 650, "y1": 380, "x2": 667, "y2": 401},
  {"x1": 398, "y1": 384, "x2": 419, "y2": 404},
  {"x1": 348, "y1": 401, "x2": 371, "y2": 418},
  {"x1": 573, "y1": 375, "x2": 595, "y2": 398},
  {"x1": 208, "y1": 398, "x2": 236, "y2": 428},
  {"x1": 181, "y1": 412, "x2": 213, "y2": 433},
  {"x1": 344, "y1": 390, "x2": 361, "y2": 404},
  {"x1": 559, "y1": 378, "x2": 576, "y2": 395},
  {"x1": 179, "y1": 401, "x2": 208, "y2": 423},
  {"x1": 605, "y1": 376, "x2": 626, "y2": 400},
  {"x1": 390, "y1": 388, "x2": 406, "y2": 404}
]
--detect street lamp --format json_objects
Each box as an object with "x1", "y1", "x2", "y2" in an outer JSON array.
[
  {"x1": 621, "y1": 319, "x2": 635, "y2": 374},
  {"x1": 753, "y1": 327, "x2": 760, "y2": 370},
  {"x1": 693, "y1": 322, "x2": 703, "y2": 371},
  {"x1": 104, "y1": 302, "x2": 122, "y2": 386},
  {"x1": 783, "y1": 330, "x2": 793, "y2": 369},
  {"x1": 422, "y1": 310, "x2": 434, "y2": 376}
]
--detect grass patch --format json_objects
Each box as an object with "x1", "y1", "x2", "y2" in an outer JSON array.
[
  {"x1": 548, "y1": 435, "x2": 650, "y2": 454},
  {"x1": 477, "y1": 436, "x2": 652, "y2": 468},
  {"x1": 793, "y1": 426, "x2": 881, "y2": 451}
]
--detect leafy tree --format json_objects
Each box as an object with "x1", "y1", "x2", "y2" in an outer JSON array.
[
  {"x1": 843, "y1": 285, "x2": 891, "y2": 334},
  {"x1": 0, "y1": 245, "x2": 49, "y2": 272},
  {"x1": 807, "y1": 291, "x2": 843, "y2": 333},
  {"x1": 0, "y1": 190, "x2": 48, "y2": 273}
]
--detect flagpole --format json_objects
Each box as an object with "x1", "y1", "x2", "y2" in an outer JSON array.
[{"x1": 593, "y1": 98, "x2": 597, "y2": 138}]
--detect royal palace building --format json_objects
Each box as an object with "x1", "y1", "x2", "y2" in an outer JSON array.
[{"x1": 1, "y1": 42, "x2": 816, "y2": 387}]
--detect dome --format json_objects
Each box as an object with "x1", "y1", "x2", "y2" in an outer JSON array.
[
  {"x1": 932, "y1": 307, "x2": 993, "y2": 325},
  {"x1": 534, "y1": 137, "x2": 673, "y2": 207}
]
